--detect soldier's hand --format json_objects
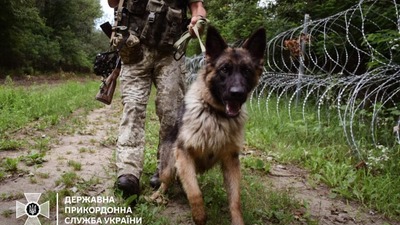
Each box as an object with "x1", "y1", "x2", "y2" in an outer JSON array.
[{"x1": 189, "y1": 15, "x2": 206, "y2": 38}]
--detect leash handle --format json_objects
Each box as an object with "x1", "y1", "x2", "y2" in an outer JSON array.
[
  {"x1": 189, "y1": 18, "x2": 208, "y2": 53},
  {"x1": 173, "y1": 18, "x2": 209, "y2": 60}
]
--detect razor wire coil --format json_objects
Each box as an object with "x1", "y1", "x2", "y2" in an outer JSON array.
[{"x1": 186, "y1": 0, "x2": 400, "y2": 159}]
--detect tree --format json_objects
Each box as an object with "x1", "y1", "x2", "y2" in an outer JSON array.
[
  {"x1": 205, "y1": 0, "x2": 269, "y2": 43},
  {"x1": 0, "y1": 0, "x2": 103, "y2": 76},
  {"x1": 267, "y1": 0, "x2": 359, "y2": 23},
  {"x1": 0, "y1": 0, "x2": 58, "y2": 73},
  {"x1": 39, "y1": 0, "x2": 102, "y2": 72}
]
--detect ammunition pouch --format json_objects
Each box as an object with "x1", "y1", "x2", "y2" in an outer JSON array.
[
  {"x1": 140, "y1": 0, "x2": 166, "y2": 47},
  {"x1": 115, "y1": 0, "x2": 187, "y2": 63},
  {"x1": 119, "y1": 31, "x2": 143, "y2": 64},
  {"x1": 160, "y1": 7, "x2": 183, "y2": 47}
]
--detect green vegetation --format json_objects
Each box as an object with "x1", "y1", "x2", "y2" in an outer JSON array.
[
  {"x1": 0, "y1": 0, "x2": 107, "y2": 75},
  {"x1": 246, "y1": 98, "x2": 400, "y2": 219},
  {"x1": 21, "y1": 151, "x2": 46, "y2": 166},
  {"x1": 1, "y1": 77, "x2": 399, "y2": 222},
  {"x1": 3, "y1": 0, "x2": 395, "y2": 74},
  {"x1": 0, "y1": 76, "x2": 103, "y2": 186},
  {"x1": 1, "y1": 157, "x2": 19, "y2": 172},
  {"x1": 0, "y1": 77, "x2": 102, "y2": 148},
  {"x1": 56, "y1": 172, "x2": 80, "y2": 188},
  {"x1": 68, "y1": 160, "x2": 82, "y2": 171}
]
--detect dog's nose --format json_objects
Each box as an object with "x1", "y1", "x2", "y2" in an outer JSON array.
[{"x1": 229, "y1": 86, "x2": 246, "y2": 98}]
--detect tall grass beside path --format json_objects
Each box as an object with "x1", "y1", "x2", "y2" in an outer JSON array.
[
  {"x1": 246, "y1": 99, "x2": 400, "y2": 219},
  {"x1": 0, "y1": 77, "x2": 103, "y2": 147}
]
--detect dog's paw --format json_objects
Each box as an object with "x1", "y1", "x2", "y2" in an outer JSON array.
[{"x1": 145, "y1": 191, "x2": 168, "y2": 205}]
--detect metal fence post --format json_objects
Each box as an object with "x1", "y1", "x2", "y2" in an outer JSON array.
[{"x1": 297, "y1": 14, "x2": 310, "y2": 105}]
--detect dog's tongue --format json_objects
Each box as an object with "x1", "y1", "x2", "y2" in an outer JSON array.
[{"x1": 225, "y1": 101, "x2": 241, "y2": 117}]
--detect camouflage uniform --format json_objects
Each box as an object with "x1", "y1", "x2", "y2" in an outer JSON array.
[
  {"x1": 116, "y1": 42, "x2": 187, "y2": 179},
  {"x1": 115, "y1": 0, "x2": 204, "y2": 180}
]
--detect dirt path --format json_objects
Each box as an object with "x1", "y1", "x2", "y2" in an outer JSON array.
[
  {"x1": 0, "y1": 104, "x2": 120, "y2": 225},
  {"x1": 0, "y1": 103, "x2": 398, "y2": 225},
  {"x1": 267, "y1": 165, "x2": 395, "y2": 225}
]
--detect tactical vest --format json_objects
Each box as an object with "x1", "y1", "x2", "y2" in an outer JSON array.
[{"x1": 119, "y1": 0, "x2": 189, "y2": 51}]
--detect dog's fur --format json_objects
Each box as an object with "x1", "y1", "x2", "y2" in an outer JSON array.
[{"x1": 154, "y1": 26, "x2": 266, "y2": 225}]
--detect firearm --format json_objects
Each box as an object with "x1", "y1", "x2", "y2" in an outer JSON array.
[
  {"x1": 94, "y1": 3, "x2": 133, "y2": 104},
  {"x1": 94, "y1": 22, "x2": 120, "y2": 105},
  {"x1": 95, "y1": 54, "x2": 121, "y2": 105}
]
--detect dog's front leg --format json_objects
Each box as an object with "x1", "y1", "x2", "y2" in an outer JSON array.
[
  {"x1": 175, "y1": 148, "x2": 206, "y2": 225},
  {"x1": 221, "y1": 152, "x2": 244, "y2": 225}
]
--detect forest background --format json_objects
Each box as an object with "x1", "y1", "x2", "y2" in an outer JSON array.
[{"x1": 0, "y1": 0, "x2": 376, "y2": 77}]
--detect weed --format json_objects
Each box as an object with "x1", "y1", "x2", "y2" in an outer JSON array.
[
  {"x1": 33, "y1": 137, "x2": 51, "y2": 153},
  {"x1": 242, "y1": 155, "x2": 271, "y2": 174},
  {"x1": 37, "y1": 172, "x2": 50, "y2": 179},
  {"x1": 57, "y1": 156, "x2": 67, "y2": 161},
  {"x1": 1, "y1": 209, "x2": 13, "y2": 218},
  {"x1": 0, "y1": 192, "x2": 24, "y2": 201},
  {"x1": 364, "y1": 144, "x2": 391, "y2": 172},
  {"x1": 0, "y1": 171, "x2": 5, "y2": 181},
  {"x1": 134, "y1": 201, "x2": 169, "y2": 225},
  {"x1": 89, "y1": 139, "x2": 97, "y2": 145},
  {"x1": 41, "y1": 189, "x2": 71, "y2": 210},
  {"x1": 100, "y1": 136, "x2": 117, "y2": 147},
  {"x1": 56, "y1": 172, "x2": 79, "y2": 188},
  {"x1": 316, "y1": 162, "x2": 356, "y2": 189},
  {"x1": 0, "y1": 139, "x2": 23, "y2": 151},
  {"x1": 78, "y1": 176, "x2": 101, "y2": 192},
  {"x1": 78, "y1": 147, "x2": 88, "y2": 153},
  {"x1": 67, "y1": 160, "x2": 82, "y2": 171},
  {"x1": 30, "y1": 176, "x2": 38, "y2": 184},
  {"x1": 22, "y1": 151, "x2": 46, "y2": 166},
  {"x1": 2, "y1": 157, "x2": 19, "y2": 172}
]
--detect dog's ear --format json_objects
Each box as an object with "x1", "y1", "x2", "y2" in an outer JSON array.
[
  {"x1": 206, "y1": 26, "x2": 228, "y2": 62},
  {"x1": 242, "y1": 27, "x2": 266, "y2": 63}
]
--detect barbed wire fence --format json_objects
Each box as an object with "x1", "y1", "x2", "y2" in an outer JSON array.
[{"x1": 186, "y1": 0, "x2": 400, "y2": 159}]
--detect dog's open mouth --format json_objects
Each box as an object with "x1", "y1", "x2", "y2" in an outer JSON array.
[{"x1": 225, "y1": 101, "x2": 242, "y2": 117}]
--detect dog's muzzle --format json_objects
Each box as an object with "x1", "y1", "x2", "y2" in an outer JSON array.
[{"x1": 224, "y1": 86, "x2": 247, "y2": 117}]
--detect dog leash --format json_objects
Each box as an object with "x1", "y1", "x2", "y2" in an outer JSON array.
[{"x1": 173, "y1": 17, "x2": 209, "y2": 60}]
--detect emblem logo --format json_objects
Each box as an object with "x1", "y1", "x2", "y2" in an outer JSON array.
[{"x1": 16, "y1": 193, "x2": 50, "y2": 225}]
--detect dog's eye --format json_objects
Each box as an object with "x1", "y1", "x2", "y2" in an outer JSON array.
[{"x1": 219, "y1": 65, "x2": 230, "y2": 75}]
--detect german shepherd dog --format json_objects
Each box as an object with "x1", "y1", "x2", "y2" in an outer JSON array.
[{"x1": 152, "y1": 26, "x2": 266, "y2": 225}]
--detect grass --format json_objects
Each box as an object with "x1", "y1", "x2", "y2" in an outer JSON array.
[
  {"x1": 56, "y1": 172, "x2": 80, "y2": 188},
  {"x1": 67, "y1": 160, "x2": 82, "y2": 171},
  {"x1": 21, "y1": 151, "x2": 46, "y2": 166},
  {"x1": 2, "y1": 157, "x2": 19, "y2": 172},
  {"x1": 1, "y1": 76, "x2": 399, "y2": 223},
  {"x1": 0, "y1": 75, "x2": 102, "y2": 150},
  {"x1": 0, "y1": 75, "x2": 104, "y2": 187},
  {"x1": 246, "y1": 98, "x2": 400, "y2": 219}
]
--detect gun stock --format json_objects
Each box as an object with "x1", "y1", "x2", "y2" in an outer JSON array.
[
  {"x1": 100, "y1": 22, "x2": 113, "y2": 39},
  {"x1": 95, "y1": 63, "x2": 121, "y2": 105}
]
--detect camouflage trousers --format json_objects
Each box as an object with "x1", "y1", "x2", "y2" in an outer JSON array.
[{"x1": 116, "y1": 45, "x2": 186, "y2": 179}]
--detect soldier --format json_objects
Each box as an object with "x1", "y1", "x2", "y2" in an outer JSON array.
[{"x1": 107, "y1": 0, "x2": 207, "y2": 205}]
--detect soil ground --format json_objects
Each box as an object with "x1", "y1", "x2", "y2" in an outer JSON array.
[{"x1": 0, "y1": 100, "x2": 398, "y2": 225}]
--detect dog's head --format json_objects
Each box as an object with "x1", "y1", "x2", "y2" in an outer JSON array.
[{"x1": 204, "y1": 26, "x2": 266, "y2": 117}]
